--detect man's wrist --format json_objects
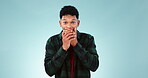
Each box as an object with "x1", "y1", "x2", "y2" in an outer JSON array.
[
  {"x1": 71, "y1": 41, "x2": 78, "y2": 47},
  {"x1": 62, "y1": 45, "x2": 68, "y2": 51}
]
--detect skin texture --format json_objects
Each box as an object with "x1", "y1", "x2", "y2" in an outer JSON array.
[{"x1": 59, "y1": 15, "x2": 80, "y2": 51}]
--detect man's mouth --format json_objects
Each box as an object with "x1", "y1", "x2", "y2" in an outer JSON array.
[{"x1": 63, "y1": 28, "x2": 74, "y2": 32}]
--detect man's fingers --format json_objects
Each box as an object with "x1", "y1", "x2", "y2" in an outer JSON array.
[
  {"x1": 64, "y1": 30, "x2": 73, "y2": 34},
  {"x1": 74, "y1": 28, "x2": 77, "y2": 33},
  {"x1": 68, "y1": 36, "x2": 75, "y2": 40},
  {"x1": 62, "y1": 28, "x2": 77, "y2": 40},
  {"x1": 62, "y1": 31, "x2": 67, "y2": 37},
  {"x1": 62, "y1": 32, "x2": 73, "y2": 39},
  {"x1": 68, "y1": 36, "x2": 74, "y2": 40},
  {"x1": 62, "y1": 31, "x2": 65, "y2": 36},
  {"x1": 64, "y1": 32, "x2": 76, "y2": 38},
  {"x1": 66, "y1": 33, "x2": 73, "y2": 38},
  {"x1": 64, "y1": 31, "x2": 73, "y2": 35},
  {"x1": 69, "y1": 37, "x2": 76, "y2": 41}
]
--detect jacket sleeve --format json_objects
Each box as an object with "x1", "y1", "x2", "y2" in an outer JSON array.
[
  {"x1": 44, "y1": 38, "x2": 68, "y2": 76},
  {"x1": 73, "y1": 36, "x2": 99, "y2": 72}
]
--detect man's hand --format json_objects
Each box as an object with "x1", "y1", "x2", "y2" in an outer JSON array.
[
  {"x1": 70, "y1": 28, "x2": 78, "y2": 47},
  {"x1": 62, "y1": 28, "x2": 78, "y2": 51}
]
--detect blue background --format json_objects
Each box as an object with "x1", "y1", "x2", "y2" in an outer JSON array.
[{"x1": 0, "y1": 0, "x2": 148, "y2": 78}]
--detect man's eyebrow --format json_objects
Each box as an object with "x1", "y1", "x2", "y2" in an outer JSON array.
[
  {"x1": 72, "y1": 19, "x2": 77, "y2": 20},
  {"x1": 61, "y1": 19, "x2": 77, "y2": 20},
  {"x1": 61, "y1": 19, "x2": 66, "y2": 20}
]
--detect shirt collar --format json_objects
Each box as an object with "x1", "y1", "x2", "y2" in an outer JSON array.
[{"x1": 58, "y1": 30, "x2": 80, "y2": 40}]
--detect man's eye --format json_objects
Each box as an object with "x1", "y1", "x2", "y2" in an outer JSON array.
[
  {"x1": 63, "y1": 22, "x2": 67, "y2": 24},
  {"x1": 71, "y1": 22, "x2": 75, "y2": 24}
]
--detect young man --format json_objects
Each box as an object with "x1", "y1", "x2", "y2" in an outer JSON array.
[{"x1": 44, "y1": 5, "x2": 99, "y2": 78}]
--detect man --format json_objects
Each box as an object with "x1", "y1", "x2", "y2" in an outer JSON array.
[{"x1": 44, "y1": 5, "x2": 99, "y2": 78}]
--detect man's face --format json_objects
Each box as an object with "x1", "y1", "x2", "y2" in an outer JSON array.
[{"x1": 59, "y1": 15, "x2": 80, "y2": 32}]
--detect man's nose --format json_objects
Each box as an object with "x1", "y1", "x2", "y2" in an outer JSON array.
[
  {"x1": 66, "y1": 25, "x2": 73, "y2": 30},
  {"x1": 66, "y1": 23, "x2": 72, "y2": 27},
  {"x1": 67, "y1": 25, "x2": 71, "y2": 28}
]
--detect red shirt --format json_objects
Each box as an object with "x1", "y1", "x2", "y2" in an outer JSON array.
[{"x1": 70, "y1": 46, "x2": 74, "y2": 78}]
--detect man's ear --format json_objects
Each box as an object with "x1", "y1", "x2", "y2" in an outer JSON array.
[
  {"x1": 59, "y1": 20, "x2": 62, "y2": 27},
  {"x1": 77, "y1": 20, "x2": 80, "y2": 27}
]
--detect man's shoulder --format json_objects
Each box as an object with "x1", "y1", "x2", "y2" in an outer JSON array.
[
  {"x1": 46, "y1": 33, "x2": 60, "y2": 42},
  {"x1": 79, "y1": 32, "x2": 94, "y2": 39},
  {"x1": 50, "y1": 33, "x2": 60, "y2": 39}
]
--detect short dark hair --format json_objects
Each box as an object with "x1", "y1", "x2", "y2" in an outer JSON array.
[{"x1": 60, "y1": 5, "x2": 79, "y2": 19}]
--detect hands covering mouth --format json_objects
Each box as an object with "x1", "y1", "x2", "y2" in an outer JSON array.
[{"x1": 62, "y1": 27, "x2": 78, "y2": 51}]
